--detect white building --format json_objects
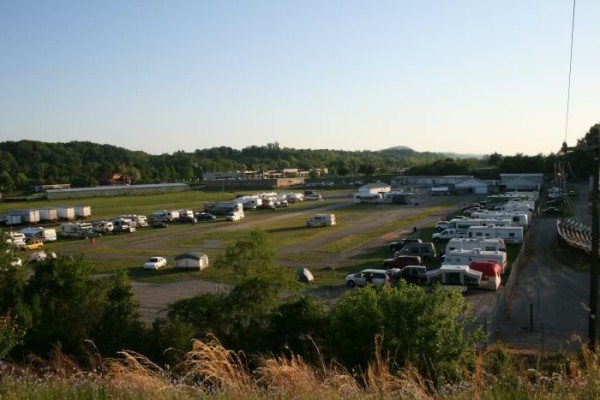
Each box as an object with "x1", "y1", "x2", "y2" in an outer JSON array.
[{"x1": 353, "y1": 183, "x2": 391, "y2": 204}]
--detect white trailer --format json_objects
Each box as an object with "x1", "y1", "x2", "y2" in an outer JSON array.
[
  {"x1": 39, "y1": 208, "x2": 58, "y2": 222},
  {"x1": 9, "y1": 209, "x2": 40, "y2": 224},
  {"x1": 443, "y1": 249, "x2": 507, "y2": 272},
  {"x1": 112, "y1": 218, "x2": 136, "y2": 233},
  {"x1": 57, "y1": 206, "x2": 76, "y2": 221},
  {"x1": 467, "y1": 225, "x2": 524, "y2": 244},
  {"x1": 60, "y1": 222, "x2": 93, "y2": 238},
  {"x1": 306, "y1": 213, "x2": 336, "y2": 227},
  {"x1": 74, "y1": 206, "x2": 92, "y2": 219},
  {"x1": 426, "y1": 265, "x2": 482, "y2": 291},
  {"x1": 119, "y1": 215, "x2": 148, "y2": 227},
  {"x1": 471, "y1": 211, "x2": 529, "y2": 227},
  {"x1": 445, "y1": 238, "x2": 506, "y2": 253}
]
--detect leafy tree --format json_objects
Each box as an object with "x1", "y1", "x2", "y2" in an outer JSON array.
[
  {"x1": 0, "y1": 171, "x2": 15, "y2": 193},
  {"x1": 0, "y1": 314, "x2": 25, "y2": 359}
]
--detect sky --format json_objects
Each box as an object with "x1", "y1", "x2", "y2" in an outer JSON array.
[{"x1": 0, "y1": 1, "x2": 599, "y2": 156}]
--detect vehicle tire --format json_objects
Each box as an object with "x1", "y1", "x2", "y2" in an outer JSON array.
[{"x1": 347, "y1": 280, "x2": 356, "y2": 288}]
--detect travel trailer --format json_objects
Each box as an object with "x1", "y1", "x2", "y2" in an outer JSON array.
[
  {"x1": 466, "y1": 225, "x2": 524, "y2": 244},
  {"x1": 443, "y1": 249, "x2": 507, "y2": 272},
  {"x1": 426, "y1": 265, "x2": 482, "y2": 291},
  {"x1": 445, "y1": 238, "x2": 506, "y2": 253},
  {"x1": 60, "y1": 222, "x2": 94, "y2": 238},
  {"x1": 306, "y1": 213, "x2": 336, "y2": 227},
  {"x1": 471, "y1": 211, "x2": 529, "y2": 227}
]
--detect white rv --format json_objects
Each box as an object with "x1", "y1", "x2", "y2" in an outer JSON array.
[
  {"x1": 467, "y1": 225, "x2": 524, "y2": 244},
  {"x1": 235, "y1": 196, "x2": 262, "y2": 210},
  {"x1": 471, "y1": 211, "x2": 529, "y2": 227},
  {"x1": 445, "y1": 238, "x2": 506, "y2": 253},
  {"x1": 306, "y1": 213, "x2": 336, "y2": 227},
  {"x1": 21, "y1": 227, "x2": 57, "y2": 242},
  {"x1": 443, "y1": 249, "x2": 507, "y2": 272},
  {"x1": 60, "y1": 222, "x2": 94, "y2": 238},
  {"x1": 112, "y1": 218, "x2": 136, "y2": 233}
]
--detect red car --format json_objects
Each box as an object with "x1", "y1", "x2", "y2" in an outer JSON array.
[{"x1": 382, "y1": 255, "x2": 424, "y2": 270}]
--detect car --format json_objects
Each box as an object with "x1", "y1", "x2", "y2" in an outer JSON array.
[
  {"x1": 435, "y1": 221, "x2": 450, "y2": 231},
  {"x1": 389, "y1": 238, "x2": 422, "y2": 252},
  {"x1": 151, "y1": 221, "x2": 169, "y2": 229},
  {"x1": 388, "y1": 265, "x2": 428, "y2": 285},
  {"x1": 258, "y1": 202, "x2": 276, "y2": 210},
  {"x1": 177, "y1": 216, "x2": 198, "y2": 224},
  {"x1": 382, "y1": 255, "x2": 424, "y2": 270},
  {"x1": 24, "y1": 239, "x2": 44, "y2": 251},
  {"x1": 305, "y1": 193, "x2": 323, "y2": 201},
  {"x1": 195, "y1": 212, "x2": 216, "y2": 221},
  {"x1": 275, "y1": 200, "x2": 289, "y2": 208},
  {"x1": 345, "y1": 269, "x2": 390, "y2": 288},
  {"x1": 541, "y1": 206, "x2": 562, "y2": 215},
  {"x1": 395, "y1": 242, "x2": 437, "y2": 261},
  {"x1": 144, "y1": 256, "x2": 167, "y2": 270}
]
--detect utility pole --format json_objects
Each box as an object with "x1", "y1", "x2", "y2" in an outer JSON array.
[{"x1": 562, "y1": 135, "x2": 600, "y2": 351}]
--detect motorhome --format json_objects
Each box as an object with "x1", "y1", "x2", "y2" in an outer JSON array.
[
  {"x1": 21, "y1": 227, "x2": 57, "y2": 242},
  {"x1": 306, "y1": 213, "x2": 336, "y2": 227},
  {"x1": 426, "y1": 265, "x2": 482, "y2": 291},
  {"x1": 471, "y1": 211, "x2": 529, "y2": 227},
  {"x1": 443, "y1": 249, "x2": 507, "y2": 272},
  {"x1": 466, "y1": 225, "x2": 524, "y2": 244},
  {"x1": 112, "y1": 218, "x2": 136, "y2": 233},
  {"x1": 204, "y1": 202, "x2": 244, "y2": 216},
  {"x1": 60, "y1": 222, "x2": 94, "y2": 238},
  {"x1": 445, "y1": 238, "x2": 506, "y2": 253}
]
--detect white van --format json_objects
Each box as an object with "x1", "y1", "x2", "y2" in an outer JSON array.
[
  {"x1": 306, "y1": 213, "x2": 336, "y2": 227},
  {"x1": 467, "y1": 225, "x2": 524, "y2": 244},
  {"x1": 445, "y1": 238, "x2": 506, "y2": 253}
]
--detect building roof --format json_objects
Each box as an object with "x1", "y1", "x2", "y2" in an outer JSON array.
[{"x1": 454, "y1": 178, "x2": 489, "y2": 188}]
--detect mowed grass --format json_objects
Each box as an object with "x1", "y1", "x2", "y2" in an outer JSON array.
[{"x1": 10, "y1": 190, "x2": 465, "y2": 287}]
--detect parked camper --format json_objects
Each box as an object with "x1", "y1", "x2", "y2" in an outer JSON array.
[
  {"x1": 468, "y1": 262, "x2": 502, "y2": 291},
  {"x1": 448, "y1": 218, "x2": 512, "y2": 233},
  {"x1": 39, "y1": 208, "x2": 58, "y2": 222},
  {"x1": 445, "y1": 238, "x2": 506, "y2": 253},
  {"x1": 395, "y1": 242, "x2": 437, "y2": 261},
  {"x1": 74, "y1": 206, "x2": 92, "y2": 219},
  {"x1": 204, "y1": 202, "x2": 244, "y2": 216},
  {"x1": 119, "y1": 215, "x2": 148, "y2": 228},
  {"x1": 174, "y1": 252, "x2": 209, "y2": 270},
  {"x1": 467, "y1": 225, "x2": 524, "y2": 244},
  {"x1": 57, "y1": 206, "x2": 76, "y2": 221},
  {"x1": 92, "y1": 220, "x2": 114, "y2": 233},
  {"x1": 471, "y1": 211, "x2": 529, "y2": 227},
  {"x1": 443, "y1": 249, "x2": 507, "y2": 272},
  {"x1": 6, "y1": 232, "x2": 26, "y2": 248},
  {"x1": 235, "y1": 197, "x2": 263, "y2": 210},
  {"x1": 21, "y1": 227, "x2": 57, "y2": 242},
  {"x1": 286, "y1": 193, "x2": 304, "y2": 203},
  {"x1": 149, "y1": 210, "x2": 180, "y2": 222},
  {"x1": 306, "y1": 213, "x2": 336, "y2": 227},
  {"x1": 226, "y1": 211, "x2": 244, "y2": 222},
  {"x1": 426, "y1": 265, "x2": 482, "y2": 291},
  {"x1": 112, "y1": 218, "x2": 136, "y2": 233},
  {"x1": 60, "y1": 222, "x2": 94, "y2": 238}
]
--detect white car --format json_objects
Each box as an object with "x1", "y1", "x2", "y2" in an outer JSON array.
[
  {"x1": 345, "y1": 269, "x2": 391, "y2": 288},
  {"x1": 305, "y1": 193, "x2": 323, "y2": 201},
  {"x1": 144, "y1": 256, "x2": 167, "y2": 270}
]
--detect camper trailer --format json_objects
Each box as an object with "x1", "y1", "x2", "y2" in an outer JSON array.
[
  {"x1": 8, "y1": 209, "x2": 40, "y2": 224},
  {"x1": 443, "y1": 249, "x2": 507, "y2": 272},
  {"x1": 469, "y1": 262, "x2": 502, "y2": 291},
  {"x1": 21, "y1": 227, "x2": 57, "y2": 242},
  {"x1": 445, "y1": 238, "x2": 506, "y2": 253},
  {"x1": 112, "y1": 218, "x2": 136, "y2": 233},
  {"x1": 466, "y1": 225, "x2": 524, "y2": 244},
  {"x1": 306, "y1": 213, "x2": 336, "y2": 227},
  {"x1": 119, "y1": 215, "x2": 148, "y2": 228},
  {"x1": 60, "y1": 222, "x2": 94, "y2": 238},
  {"x1": 204, "y1": 202, "x2": 244, "y2": 216},
  {"x1": 426, "y1": 265, "x2": 482, "y2": 291},
  {"x1": 471, "y1": 211, "x2": 529, "y2": 227}
]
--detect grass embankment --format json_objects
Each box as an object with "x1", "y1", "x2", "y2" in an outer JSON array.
[{"x1": 1, "y1": 340, "x2": 600, "y2": 399}]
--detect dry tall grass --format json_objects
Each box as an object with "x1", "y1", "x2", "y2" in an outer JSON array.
[{"x1": 5, "y1": 338, "x2": 600, "y2": 399}]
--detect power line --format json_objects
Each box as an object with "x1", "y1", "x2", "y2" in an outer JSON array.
[{"x1": 564, "y1": 0, "x2": 577, "y2": 142}]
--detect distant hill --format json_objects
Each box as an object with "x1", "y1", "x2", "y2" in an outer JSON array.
[{"x1": 380, "y1": 146, "x2": 482, "y2": 159}]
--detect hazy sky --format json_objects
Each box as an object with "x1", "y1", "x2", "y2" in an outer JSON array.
[{"x1": 1, "y1": 1, "x2": 598, "y2": 156}]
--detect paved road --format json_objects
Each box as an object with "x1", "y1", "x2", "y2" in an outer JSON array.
[{"x1": 497, "y1": 184, "x2": 590, "y2": 351}]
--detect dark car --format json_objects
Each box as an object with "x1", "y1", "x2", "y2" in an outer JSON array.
[
  {"x1": 258, "y1": 203, "x2": 276, "y2": 210},
  {"x1": 177, "y1": 216, "x2": 198, "y2": 224},
  {"x1": 395, "y1": 242, "x2": 437, "y2": 261},
  {"x1": 195, "y1": 212, "x2": 216, "y2": 221},
  {"x1": 541, "y1": 206, "x2": 562, "y2": 215},
  {"x1": 151, "y1": 221, "x2": 169, "y2": 229},
  {"x1": 388, "y1": 265, "x2": 428, "y2": 285},
  {"x1": 389, "y1": 238, "x2": 422, "y2": 252},
  {"x1": 382, "y1": 255, "x2": 424, "y2": 270}
]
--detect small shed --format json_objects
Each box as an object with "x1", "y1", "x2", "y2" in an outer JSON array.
[
  {"x1": 297, "y1": 268, "x2": 314, "y2": 283},
  {"x1": 174, "y1": 252, "x2": 209, "y2": 270}
]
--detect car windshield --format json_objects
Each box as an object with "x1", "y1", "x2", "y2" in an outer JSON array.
[{"x1": 148, "y1": 258, "x2": 159, "y2": 262}]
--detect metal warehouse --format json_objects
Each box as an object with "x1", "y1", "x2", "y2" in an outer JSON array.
[{"x1": 45, "y1": 183, "x2": 189, "y2": 200}]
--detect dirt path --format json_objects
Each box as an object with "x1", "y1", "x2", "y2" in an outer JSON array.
[{"x1": 497, "y1": 186, "x2": 590, "y2": 351}]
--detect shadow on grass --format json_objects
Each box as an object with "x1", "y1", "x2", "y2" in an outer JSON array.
[
  {"x1": 127, "y1": 266, "x2": 196, "y2": 280},
  {"x1": 266, "y1": 226, "x2": 311, "y2": 234}
]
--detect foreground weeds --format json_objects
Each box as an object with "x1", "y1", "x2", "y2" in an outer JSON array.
[{"x1": 2, "y1": 338, "x2": 600, "y2": 399}]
